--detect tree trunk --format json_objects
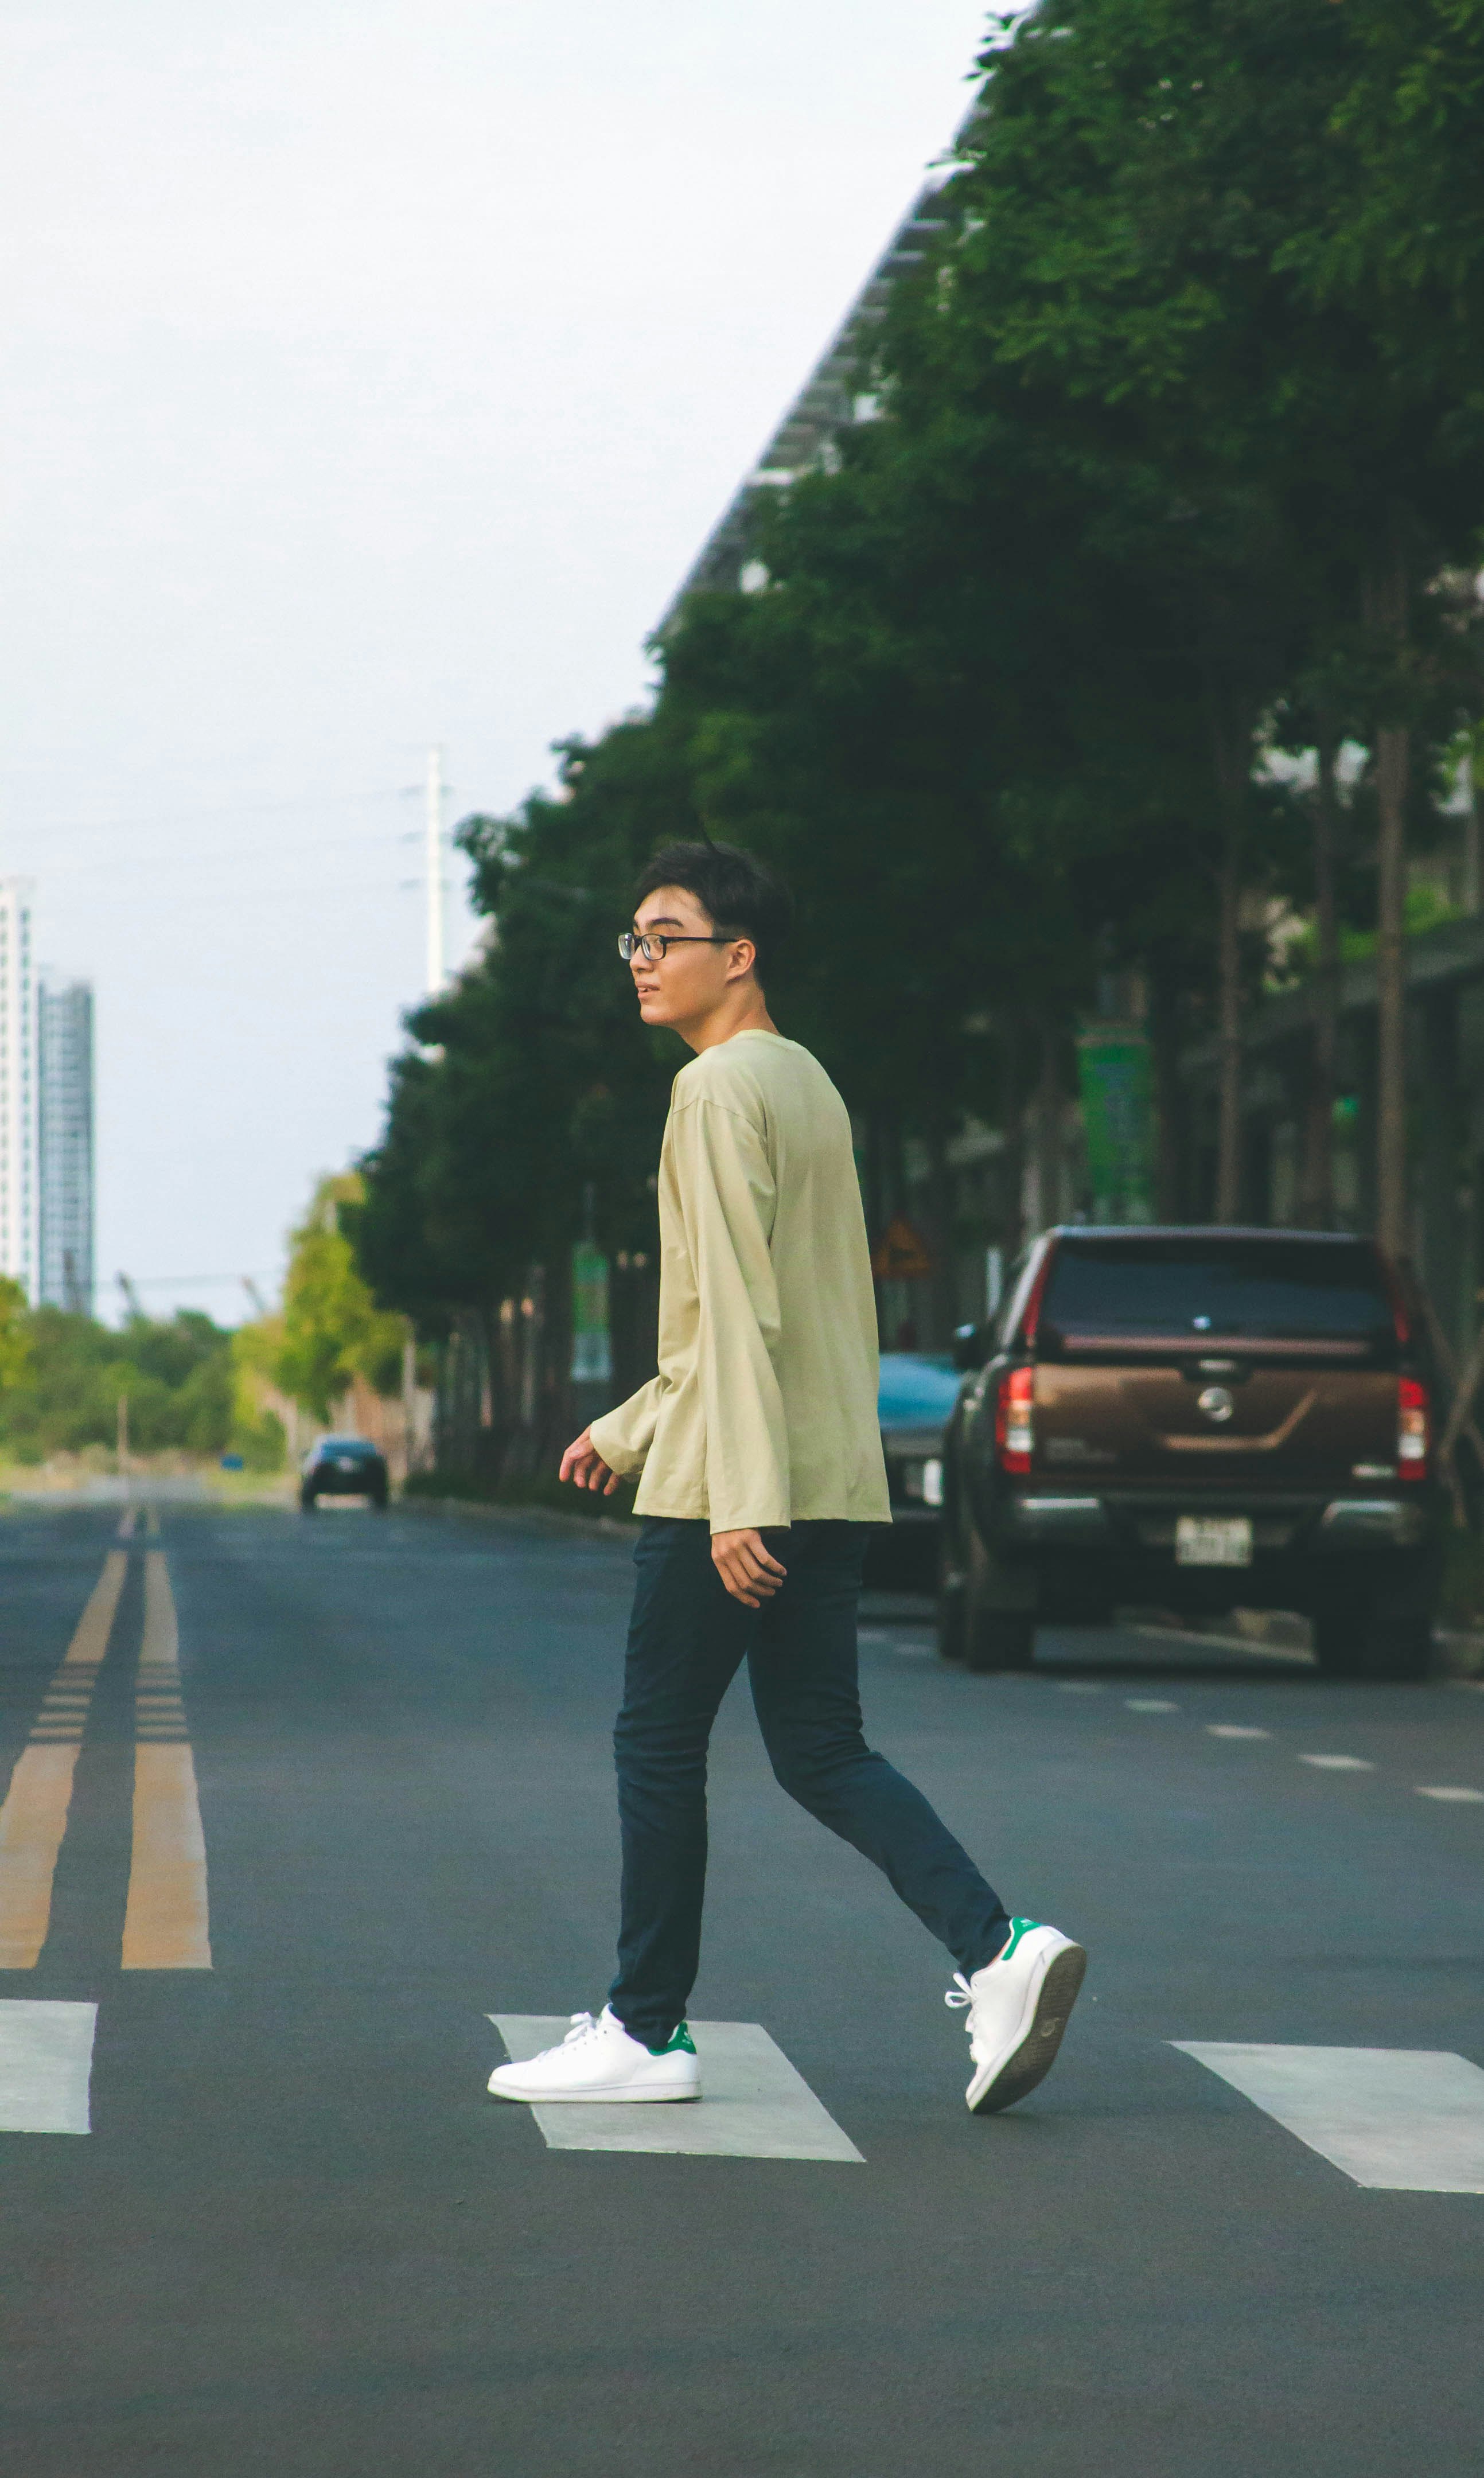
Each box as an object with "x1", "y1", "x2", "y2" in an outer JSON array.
[
  {"x1": 995, "y1": 1017, "x2": 1028, "y2": 1259},
  {"x1": 1463, "y1": 736, "x2": 1482, "y2": 916},
  {"x1": 1207, "y1": 702, "x2": 1251, "y2": 1224},
  {"x1": 1215, "y1": 823, "x2": 1242, "y2": 1219},
  {"x1": 1374, "y1": 719, "x2": 1409, "y2": 1255},
  {"x1": 1300, "y1": 731, "x2": 1341, "y2": 1228},
  {"x1": 926, "y1": 1118, "x2": 957, "y2": 1346},
  {"x1": 1033, "y1": 1026, "x2": 1062, "y2": 1234},
  {"x1": 1147, "y1": 963, "x2": 1185, "y2": 1221},
  {"x1": 1366, "y1": 525, "x2": 1411, "y2": 1260}
]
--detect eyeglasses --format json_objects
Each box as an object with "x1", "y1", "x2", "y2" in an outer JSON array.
[{"x1": 618, "y1": 932, "x2": 730, "y2": 963}]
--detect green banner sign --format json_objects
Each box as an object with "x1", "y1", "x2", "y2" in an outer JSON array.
[
  {"x1": 1076, "y1": 1028, "x2": 1156, "y2": 1224},
  {"x1": 570, "y1": 1241, "x2": 613, "y2": 1384}
]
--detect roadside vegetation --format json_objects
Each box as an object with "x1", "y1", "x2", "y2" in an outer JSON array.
[
  {"x1": 0, "y1": 1175, "x2": 411, "y2": 1489},
  {"x1": 353, "y1": 0, "x2": 1484, "y2": 1339},
  {"x1": 340, "y1": 0, "x2": 1484, "y2": 1548},
  {"x1": 0, "y1": 1278, "x2": 246, "y2": 1470}
]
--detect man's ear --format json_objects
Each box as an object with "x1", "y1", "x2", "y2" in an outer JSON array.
[{"x1": 724, "y1": 936, "x2": 758, "y2": 984}]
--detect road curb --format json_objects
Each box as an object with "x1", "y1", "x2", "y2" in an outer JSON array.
[{"x1": 395, "y1": 1493, "x2": 638, "y2": 1547}]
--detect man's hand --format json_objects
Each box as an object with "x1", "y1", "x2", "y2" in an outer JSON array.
[
  {"x1": 559, "y1": 1428, "x2": 620, "y2": 1495},
  {"x1": 711, "y1": 1529, "x2": 788, "y2": 1609}
]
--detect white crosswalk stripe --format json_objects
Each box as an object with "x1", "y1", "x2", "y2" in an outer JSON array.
[
  {"x1": 0, "y1": 2001, "x2": 97, "y2": 2133},
  {"x1": 1173, "y1": 2043, "x2": 1484, "y2": 2192},
  {"x1": 490, "y1": 2017, "x2": 863, "y2": 2161}
]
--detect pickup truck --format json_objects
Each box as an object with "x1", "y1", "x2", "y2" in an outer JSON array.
[{"x1": 937, "y1": 1226, "x2": 1442, "y2": 1681}]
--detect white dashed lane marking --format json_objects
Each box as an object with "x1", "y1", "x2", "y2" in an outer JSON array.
[
  {"x1": 1126, "y1": 1699, "x2": 1178, "y2": 1713},
  {"x1": 1208, "y1": 1725, "x2": 1271, "y2": 1740},
  {"x1": 1299, "y1": 1754, "x2": 1374, "y2": 1771},
  {"x1": 0, "y1": 2000, "x2": 96, "y2": 2132},
  {"x1": 1174, "y1": 2043, "x2": 1484, "y2": 2193},
  {"x1": 489, "y1": 2018, "x2": 864, "y2": 2162},
  {"x1": 1415, "y1": 1785, "x2": 1484, "y2": 1803}
]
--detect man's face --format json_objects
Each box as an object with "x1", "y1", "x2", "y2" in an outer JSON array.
[{"x1": 629, "y1": 883, "x2": 752, "y2": 1030}]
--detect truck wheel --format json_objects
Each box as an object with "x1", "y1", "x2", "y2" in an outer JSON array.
[
  {"x1": 937, "y1": 1528, "x2": 966, "y2": 1662},
  {"x1": 937, "y1": 1583, "x2": 966, "y2": 1663},
  {"x1": 1311, "y1": 1599, "x2": 1365, "y2": 1678},
  {"x1": 1361, "y1": 1610, "x2": 1432, "y2": 1682},
  {"x1": 963, "y1": 1536, "x2": 1036, "y2": 1672},
  {"x1": 965, "y1": 1608, "x2": 1037, "y2": 1673},
  {"x1": 1313, "y1": 1596, "x2": 1433, "y2": 1681}
]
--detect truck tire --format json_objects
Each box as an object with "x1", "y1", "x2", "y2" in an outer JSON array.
[
  {"x1": 1311, "y1": 1597, "x2": 1365, "y2": 1678},
  {"x1": 965, "y1": 1609, "x2": 1037, "y2": 1673},
  {"x1": 1361, "y1": 1610, "x2": 1432, "y2": 1682},
  {"x1": 1312, "y1": 1592, "x2": 1433, "y2": 1682},
  {"x1": 937, "y1": 1582, "x2": 966, "y2": 1663},
  {"x1": 963, "y1": 1533, "x2": 1037, "y2": 1673}
]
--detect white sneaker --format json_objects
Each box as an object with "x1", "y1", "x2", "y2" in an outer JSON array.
[
  {"x1": 946, "y1": 1919, "x2": 1086, "y2": 2114},
  {"x1": 488, "y1": 2006, "x2": 702, "y2": 2104}
]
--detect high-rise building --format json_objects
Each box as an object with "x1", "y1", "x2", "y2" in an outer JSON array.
[
  {"x1": 0, "y1": 880, "x2": 38, "y2": 1300},
  {"x1": 38, "y1": 979, "x2": 94, "y2": 1314}
]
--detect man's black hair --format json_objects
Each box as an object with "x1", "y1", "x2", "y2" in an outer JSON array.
[{"x1": 633, "y1": 839, "x2": 793, "y2": 987}]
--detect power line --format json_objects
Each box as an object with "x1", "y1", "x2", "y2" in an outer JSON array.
[
  {"x1": 103, "y1": 1271, "x2": 281, "y2": 1291},
  {"x1": 9, "y1": 787, "x2": 407, "y2": 844},
  {"x1": 33, "y1": 831, "x2": 410, "y2": 882}
]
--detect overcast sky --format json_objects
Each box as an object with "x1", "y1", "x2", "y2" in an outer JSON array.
[{"x1": 1, "y1": 0, "x2": 989, "y2": 1323}]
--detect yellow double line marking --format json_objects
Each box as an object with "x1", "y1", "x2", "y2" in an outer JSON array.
[
  {"x1": 123, "y1": 1553, "x2": 211, "y2": 1970},
  {"x1": 0, "y1": 1554, "x2": 126, "y2": 1966},
  {"x1": 0, "y1": 1543, "x2": 211, "y2": 1970}
]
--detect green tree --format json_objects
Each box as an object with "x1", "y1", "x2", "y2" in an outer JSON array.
[
  {"x1": 276, "y1": 1174, "x2": 406, "y2": 1423},
  {"x1": 0, "y1": 1277, "x2": 32, "y2": 1398},
  {"x1": 0, "y1": 1306, "x2": 235, "y2": 1461}
]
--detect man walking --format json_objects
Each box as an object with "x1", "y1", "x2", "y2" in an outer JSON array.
[{"x1": 488, "y1": 841, "x2": 1085, "y2": 2116}]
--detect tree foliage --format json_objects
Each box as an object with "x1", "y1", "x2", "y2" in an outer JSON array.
[
  {"x1": 275, "y1": 1173, "x2": 406, "y2": 1421},
  {"x1": 356, "y1": 0, "x2": 1484, "y2": 1334},
  {"x1": 0, "y1": 1307, "x2": 234, "y2": 1462}
]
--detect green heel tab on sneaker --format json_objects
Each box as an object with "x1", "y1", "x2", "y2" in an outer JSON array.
[
  {"x1": 647, "y1": 2023, "x2": 697, "y2": 2057},
  {"x1": 998, "y1": 1918, "x2": 1043, "y2": 1962}
]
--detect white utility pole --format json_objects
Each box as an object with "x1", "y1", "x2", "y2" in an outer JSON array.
[{"x1": 424, "y1": 745, "x2": 446, "y2": 995}]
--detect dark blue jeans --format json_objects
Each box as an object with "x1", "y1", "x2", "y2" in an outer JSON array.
[{"x1": 609, "y1": 1518, "x2": 1010, "y2": 2047}]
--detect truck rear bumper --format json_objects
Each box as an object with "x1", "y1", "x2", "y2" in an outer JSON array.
[
  {"x1": 993, "y1": 1489, "x2": 1435, "y2": 1612},
  {"x1": 1004, "y1": 1489, "x2": 1428, "y2": 1549}
]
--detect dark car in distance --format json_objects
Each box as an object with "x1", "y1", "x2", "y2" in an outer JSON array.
[
  {"x1": 301, "y1": 1435, "x2": 389, "y2": 1511},
  {"x1": 938, "y1": 1227, "x2": 1443, "y2": 1681}
]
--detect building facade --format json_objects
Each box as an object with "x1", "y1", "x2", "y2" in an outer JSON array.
[
  {"x1": 0, "y1": 881, "x2": 38, "y2": 1300},
  {"x1": 658, "y1": 112, "x2": 979, "y2": 628},
  {"x1": 38, "y1": 978, "x2": 94, "y2": 1313}
]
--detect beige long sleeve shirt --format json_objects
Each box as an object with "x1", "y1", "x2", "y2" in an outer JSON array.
[{"x1": 589, "y1": 1031, "x2": 890, "y2": 1534}]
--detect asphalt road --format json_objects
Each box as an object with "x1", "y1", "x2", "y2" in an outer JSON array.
[{"x1": 2, "y1": 1497, "x2": 1483, "y2": 2476}]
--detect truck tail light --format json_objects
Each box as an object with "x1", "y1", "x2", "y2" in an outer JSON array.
[
  {"x1": 1397, "y1": 1374, "x2": 1428, "y2": 1479},
  {"x1": 996, "y1": 1365, "x2": 1035, "y2": 1475}
]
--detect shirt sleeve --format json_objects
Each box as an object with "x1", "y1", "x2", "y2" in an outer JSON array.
[
  {"x1": 671, "y1": 1094, "x2": 791, "y2": 1533},
  {"x1": 589, "y1": 1378, "x2": 664, "y2": 1478}
]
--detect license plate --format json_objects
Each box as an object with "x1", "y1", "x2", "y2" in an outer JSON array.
[{"x1": 1175, "y1": 1515, "x2": 1252, "y2": 1568}]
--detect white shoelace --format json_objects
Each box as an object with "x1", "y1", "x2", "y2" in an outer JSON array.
[
  {"x1": 944, "y1": 1973, "x2": 975, "y2": 2015},
  {"x1": 559, "y1": 2010, "x2": 604, "y2": 2047}
]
